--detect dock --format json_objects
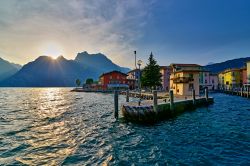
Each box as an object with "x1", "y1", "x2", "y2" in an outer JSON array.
[
  {"x1": 115, "y1": 89, "x2": 214, "y2": 124},
  {"x1": 217, "y1": 88, "x2": 250, "y2": 98}
]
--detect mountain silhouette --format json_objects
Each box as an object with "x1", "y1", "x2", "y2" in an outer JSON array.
[
  {"x1": 0, "y1": 52, "x2": 130, "y2": 87},
  {"x1": 204, "y1": 57, "x2": 250, "y2": 73},
  {"x1": 0, "y1": 57, "x2": 22, "y2": 82},
  {"x1": 75, "y1": 51, "x2": 130, "y2": 73}
]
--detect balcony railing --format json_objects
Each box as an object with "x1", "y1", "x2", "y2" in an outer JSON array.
[{"x1": 172, "y1": 77, "x2": 194, "y2": 83}]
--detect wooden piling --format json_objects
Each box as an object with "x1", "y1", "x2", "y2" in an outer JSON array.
[
  {"x1": 114, "y1": 90, "x2": 119, "y2": 119},
  {"x1": 247, "y1": 87, "x2": 249, "y2": 98},
  {"x1": 153, "y1": 90, "x2": 158, "y2": 112},
  {"x1": 126, "y1": 89, "x2": 129, "y2": 102},
  {"x1": 192, "y1": 89, "x2": 196, "y2": 105},
  {"x1": 241, "y1": 87, "x2": 243, "y2": 97},
  {"x1": 169, "y1": 90, "x2": 174, "y2": 111},
  {"x1": 205, "y1": 87, "x2": 208, "y2": 101}
]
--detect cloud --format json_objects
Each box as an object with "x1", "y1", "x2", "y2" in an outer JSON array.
[{"x1": 0, "y1": 0, "x2": 154, "y2": 67}]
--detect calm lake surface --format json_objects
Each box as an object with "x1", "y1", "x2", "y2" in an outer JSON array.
[{"x1": 0, "y1": 88, "x2": 249, "y2": 165}]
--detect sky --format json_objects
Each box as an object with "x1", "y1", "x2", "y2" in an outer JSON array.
[{"x1": 0, "y1": 0, "x2": 250, "y2": 68}]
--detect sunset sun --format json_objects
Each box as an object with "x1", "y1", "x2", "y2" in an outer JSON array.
[{"x1": 40, "y1": 43, "x2": 64, "y2": 59}]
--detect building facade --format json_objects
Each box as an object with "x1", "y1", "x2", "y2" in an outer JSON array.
[
  {"x1": 160, "y1": 66, "x2": 171, "y2": 91},
  {"x1": 241, "y1": 67, "x2": 247, "y2": 85},
  {"x1": 127, "y1": 69, "x2": 140, "y2": 89},
  {"x1": 200, "y1": 70, "x2": 219, "y2": 90},
  {"x1": 218, "y1": 68, "x2": 242, "y2": 90},
  {"x1": 170, "y1": 64, "x2": 201, "y2": 96},
  {"x1": 99, "y1": 71, "x2": 129, "y2": 90},
  {"x1": 247, "y1": 61, "x2": 250, "y2": 84}
]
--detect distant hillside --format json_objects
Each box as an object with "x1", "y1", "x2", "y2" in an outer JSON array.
[
  {"x1": 204, "y1": 57, "x2": 250, "y2": 73},
  {"x1": 0, "y1": 52, "x2": 130, "y2": 87},
  {"x1": 0, "y1": 57, "x2": 22, "y2": 82}
]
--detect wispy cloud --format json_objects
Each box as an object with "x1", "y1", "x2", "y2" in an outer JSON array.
[{"x1": 0, "y1": 0, "x2": 154, "y2": 67}]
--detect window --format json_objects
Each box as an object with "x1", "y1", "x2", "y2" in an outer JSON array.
[
  {"x1": 189, "y1": 74, "x2": 193, "y2": 78},
  {"x1": 189, "y1": 83, "x2": 194, "y2": 91},
  {"x1": 226, "y1": 81, "x2": 229, "y2": 85},
  {"x1": 110, "y1": 76, "x2": 112, "y2": 79},
  {"x1": 205, "y1": 80, "x2": 207, "y2": 84},
  {"x1": 212, "y1": 80, "x2": 214, "y2": 84}
]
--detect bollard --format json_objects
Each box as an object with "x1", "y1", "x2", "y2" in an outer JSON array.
[
  {"x1": 205, "y1": 87, "x2": 208, "y2": 101},
  {"x1": 192, "y1": 89, "x2": 196, "y2": 105},
  {"x1": 247, "y1": 87, "x2": 249, "y2": 98},
  {"x1": 114, "y1": 90, "x2": 119, "y2": 119},
  {"x1": 126, "y1": 89, "x2": 129, "y2": 102},
  {"x1": 153, "y1": 90, "x2": 158, "y2": 112},
  {"x1": 169, "y1": 90, "x2": 174, "y2": 111}
]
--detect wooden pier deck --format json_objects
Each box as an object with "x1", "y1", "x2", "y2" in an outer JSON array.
[{"x1": 117, "y1": 89, "x2": 214, "y2": 124}]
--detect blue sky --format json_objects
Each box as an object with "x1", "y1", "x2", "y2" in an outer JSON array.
[{"x1": 0, "y1": 0, "x2": 250, "y2": 67}]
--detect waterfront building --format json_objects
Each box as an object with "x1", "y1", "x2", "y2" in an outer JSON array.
[
  {"x1": 200, "y1": 70, "x2": 219, "y2": 90},
  {"x1": 218, "y1": 68, "x2": 242, "y2": 90},
  {"x1": 160, "y1": 66, "x2": 171, "y2": 91},
  {"x1": 127, "y1": 69, "x2": 140, "y2": 89},
  {"x1": 241, "y1": 67, "x2": 247, "y2": 85},
  {"x1": 99, "y1": 71, "x2": 129, "y2": 90},
  {"x1": 247, "y1": 61, "x2": 250, "y2": 84},
  {"x1": 170, "y1": 64, "x2": 201, "y2": 96}
]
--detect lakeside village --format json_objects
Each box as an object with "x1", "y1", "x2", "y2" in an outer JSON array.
[
  {"x1": 73, "y1": 52, "x2": 250, "y2": 123},
  {"x1": 74, "y1": 52, "x2": 250, "y2": 98}
]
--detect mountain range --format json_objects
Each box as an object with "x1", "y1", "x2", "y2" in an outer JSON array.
[
  {"x1": 0, "y1": 51, "x2": 129, "y2": 87},
  {"x1": 204, "y1": 57, "x2": 250, "y2": 73},
  {"x1": 0, "y1": 57, "x2": 22, "y2": 82},
  {"x1": 0, "y1": 53, "x2": 249, "y2": 87}
]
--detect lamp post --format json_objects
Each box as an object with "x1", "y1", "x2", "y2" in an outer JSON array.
[
  {"x1": 137, "y1": 60, "x2": 142, "y2": 105},
  {"x1": 134, "y1": 51, "x2": 137, "y2": 69}
]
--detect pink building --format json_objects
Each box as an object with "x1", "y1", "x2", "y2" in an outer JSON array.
[
  {"x1": 200, "y1": 71, "x2": 219, "y2": 90},
  {"x1": 160, "y1": 66, "x2": 171, "y2": 91}
]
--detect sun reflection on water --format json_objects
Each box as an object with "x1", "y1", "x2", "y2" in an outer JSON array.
[{"x1": 13, "y1": 88, "x2": 79, "y2": 165}]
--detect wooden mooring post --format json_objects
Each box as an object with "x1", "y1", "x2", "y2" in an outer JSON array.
[
  {"x1": 153, "y1": 90, "x2": 158, "y2": 112},
  {"x1": 114, "y1": 90, "x2": 119, "y2": 119},
  {"x1": 241, "y1": 87, "x2": 243, "y2": 97},
  {"x1": 126, "y1": 89, "x2": 129, "y2": 102},
  {"x1": 247, "y1": 87, "x2": 249, "y2": 98},
  {"x1": 205, "y1": 87, "x2": 208, "y2": 101},
  {"x1": 169, "y1": 90, "x2": 174, "y2": 111},
  {"x1": 192, "y1": 89, "x2": 196, "y2": 105}
]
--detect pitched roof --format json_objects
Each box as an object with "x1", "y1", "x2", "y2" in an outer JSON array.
[
  {"x1": 99, "y1": 70, "x2": 127, "y2": 77},
  {"x1": 127, "y1": 69, "x2": 140, "y2": 74},
  {"x1": 171, "y1": 63, "x2": 201, "y2": 67},
  {"x1": 160, "y1": 66, "x2": 171, "y2": 69},
  {"x1": 174, "y1": 70, "x2": 202, "y2": 73}
]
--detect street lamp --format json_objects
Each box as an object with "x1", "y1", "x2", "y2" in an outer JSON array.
[{"x1": 137, "y1": 60, "x2": 142, "y2": 105}]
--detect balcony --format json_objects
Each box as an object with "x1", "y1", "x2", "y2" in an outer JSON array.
[{"x1": 172, "y1": 77, "x2": 194, "y2": 83}]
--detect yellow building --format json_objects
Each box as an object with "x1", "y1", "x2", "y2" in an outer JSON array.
[
  {"x1": 247, "y1": 61, "x2": 250, "y2": 84},
  {"x1": 218, "y1": 68, "x2": 242, "y2": 90},
  {"x1": 170, "y1": 64, "x2": 201, "y2": 96}
]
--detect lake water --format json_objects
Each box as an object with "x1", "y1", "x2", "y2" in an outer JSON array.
[{"x1": 0, "y1": 88, "x2": 249, "y2": 165}]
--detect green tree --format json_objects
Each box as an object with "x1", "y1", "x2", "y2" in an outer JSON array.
[
  {"x1": 76, "y1": 79, "x2": 81, "y2": 87},
  {"x1": 86, "y1": 78, "x2": 94, "y2": 85},
  {"x1": 141, "y1": 52, "x2": 162, "y2": 90}
]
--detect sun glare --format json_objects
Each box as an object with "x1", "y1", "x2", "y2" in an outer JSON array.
[{"x1": 40, "y1": 42, "x2": 64, "y2": 59}]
